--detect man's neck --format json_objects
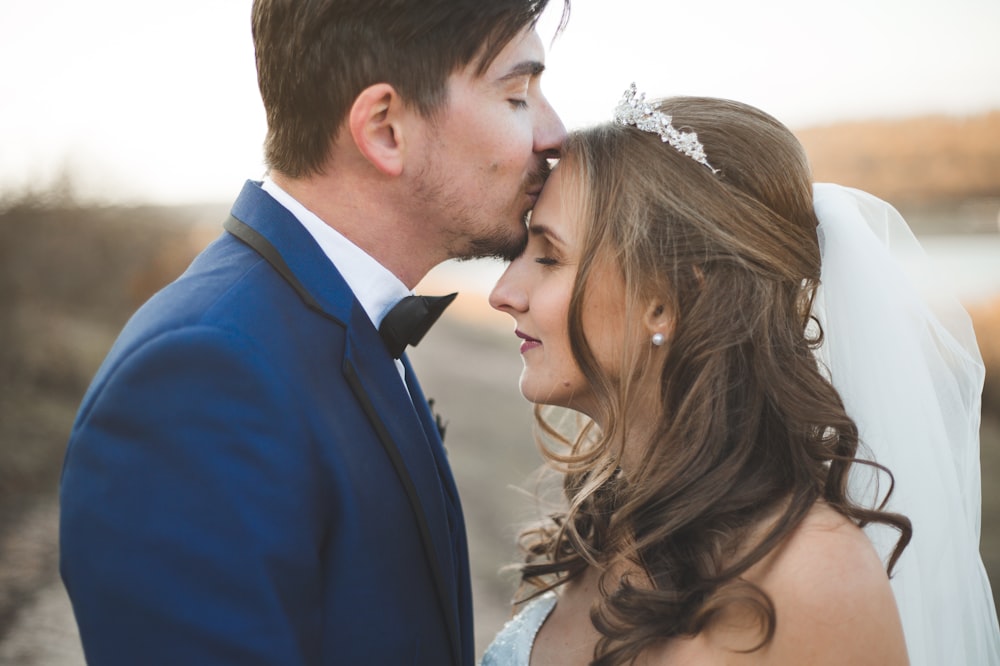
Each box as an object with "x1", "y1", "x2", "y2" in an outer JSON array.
[{"x1": 269, "y1": 170, "x2": 440, "y2": 290}]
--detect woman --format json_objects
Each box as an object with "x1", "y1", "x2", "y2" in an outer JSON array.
[{"x1": 483, "y1": 87, "x2": 1000, "y2": 665}]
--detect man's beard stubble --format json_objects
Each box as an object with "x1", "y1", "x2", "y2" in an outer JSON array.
[
  {"x1": 459, "y1": 158, "x2": 553, "y2": 262},
  {"x1": 416, "y1": 157, "x2": 553, "y2": 264}
]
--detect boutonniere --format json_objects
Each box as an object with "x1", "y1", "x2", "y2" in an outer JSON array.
[{"x1": 427, "y1": 398, "x2": 448, "y2": 444}]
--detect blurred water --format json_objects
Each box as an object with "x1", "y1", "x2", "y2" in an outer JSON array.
[{"x1": 917, "y1": 234, "x2": 1000, "y2": 304}]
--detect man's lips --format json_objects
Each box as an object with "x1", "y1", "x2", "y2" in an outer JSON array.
[
  {"x1": 525, "y1": 170, "x2": 546, "y2": 201},
  {"x1": 516, "y1": 329, "x2": 541, "y2": 353}
]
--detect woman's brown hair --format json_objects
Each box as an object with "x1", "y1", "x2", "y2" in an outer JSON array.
[{"x1": 516, "y1": 97, "x2": 911, "y2": 665}]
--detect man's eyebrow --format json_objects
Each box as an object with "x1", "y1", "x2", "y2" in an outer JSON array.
[{"x1": 498, "y1": 60, "x2": 545, "y2": 83}]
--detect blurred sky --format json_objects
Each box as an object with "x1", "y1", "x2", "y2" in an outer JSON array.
[{"x1": 2, "y1": 0, "x2": 999, "y2": 205}]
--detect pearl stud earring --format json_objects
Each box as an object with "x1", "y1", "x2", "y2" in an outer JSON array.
[{"x1": 651, "y1": 332, "x2": 665, "y2": 346}]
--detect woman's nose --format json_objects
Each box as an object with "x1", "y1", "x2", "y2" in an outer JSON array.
[{"x1": 489, "y1": 262, "x2": 527, "y2": 314}]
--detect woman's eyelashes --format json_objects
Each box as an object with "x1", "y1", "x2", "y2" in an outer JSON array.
[{"x1": 528, "y1": 238, "x2": 561, "y2": 267}]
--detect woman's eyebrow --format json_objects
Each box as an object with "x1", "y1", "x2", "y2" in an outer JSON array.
[{"x1": 529, "y1": 223, "x2": 565, "y2": 246}]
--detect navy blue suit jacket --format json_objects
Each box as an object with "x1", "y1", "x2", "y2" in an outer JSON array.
[{"x1": 59, "y1": 181, "x2": 474, "y2": 665}]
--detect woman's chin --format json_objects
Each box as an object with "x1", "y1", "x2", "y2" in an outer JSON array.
[
  {"x1": 517, "y1": 382, "x2": 552, "y2": 408},
  {"x1": 517, "y1": 379, "x2": 585, "y2": 414}
]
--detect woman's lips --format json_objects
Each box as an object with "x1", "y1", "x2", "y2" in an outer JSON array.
[{"x1": 516, "y1": 329, "x2": 541, "y2": 354}]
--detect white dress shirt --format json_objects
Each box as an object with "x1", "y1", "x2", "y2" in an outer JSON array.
[{"x1": 261, "y1": 177, "x2": 412, "y2": 388}]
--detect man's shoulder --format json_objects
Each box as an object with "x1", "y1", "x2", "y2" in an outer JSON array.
[{"x1": 106, "y1": 235, "x2": 348, "y2": 371}]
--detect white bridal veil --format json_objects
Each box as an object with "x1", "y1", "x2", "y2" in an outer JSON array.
[{"x1": 811, "y1": 183, "x2": 1000, "y2": 665}]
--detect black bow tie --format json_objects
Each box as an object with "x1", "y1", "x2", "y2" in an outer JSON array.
[{"x1": 379, "y1": 293, "x2": 457, "y2": 358}]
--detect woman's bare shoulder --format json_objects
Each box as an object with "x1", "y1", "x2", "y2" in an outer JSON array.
[
  {"x1": 643, "y1": 502, "x2": 909, "y2": 666},
  {"x1": 749, "y1": 502, "x2": 908, "y2": 664},
  {"x1": 765, "y1": 501, "x2": 887, "y2": 591}
]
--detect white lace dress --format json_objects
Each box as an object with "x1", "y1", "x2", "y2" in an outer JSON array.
[{"x1": 480, "y1": 592, "x2": 557, "y2": 666}]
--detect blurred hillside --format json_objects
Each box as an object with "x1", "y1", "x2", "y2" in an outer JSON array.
[
  {"x1": 0, "y1": 197, "x2": 225, "y2": 636},
  {"x1": 797, "y1": 110, "x2": 1000, "y2": 207}
]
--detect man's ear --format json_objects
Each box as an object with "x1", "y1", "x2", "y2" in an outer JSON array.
[{"x1": 348, "y1": 83, "x2": 407, "y2": 176}]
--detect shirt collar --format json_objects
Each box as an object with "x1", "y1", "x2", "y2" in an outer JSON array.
[{"x1": 261, "y1": 177, "x2": 410, "y2": 328}]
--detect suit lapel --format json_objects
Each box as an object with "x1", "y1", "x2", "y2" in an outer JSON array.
[
  {"x1": 225, "y1": 181, "x2": 464, "y2": 665},
  {"x1": 342, "y1": 321, "x2": 462, "y2": 665},
  {"x1": 403, "y1": 354, "x2": 474, "y2": 666}
]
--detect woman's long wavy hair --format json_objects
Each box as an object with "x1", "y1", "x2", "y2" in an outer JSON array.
[{"x1": 516, "y1": 97, "x2": 912, "y2": 665}]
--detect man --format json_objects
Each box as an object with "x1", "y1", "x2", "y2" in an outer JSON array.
[{"x1": 59, "y1": 1, "x2": 567, "y2": 664}]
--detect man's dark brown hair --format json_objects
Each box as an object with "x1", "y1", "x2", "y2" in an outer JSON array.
[{"x1": 252, "y1": 0, "x2": 569, "y2": 178}]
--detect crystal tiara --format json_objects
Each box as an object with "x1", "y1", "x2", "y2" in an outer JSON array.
[{"x1": 613, "y1": 83, "x2": 718, "y2": 174}]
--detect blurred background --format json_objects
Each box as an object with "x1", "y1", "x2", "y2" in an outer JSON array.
[{"x1": 1, "y1": 0, "x2": 998, "y2": 662}]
